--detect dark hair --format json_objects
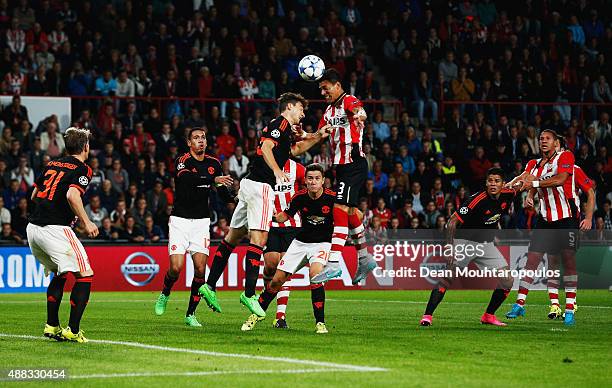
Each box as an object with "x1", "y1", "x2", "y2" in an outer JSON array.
[
  {"x1": 320, "y1": 68, "x2": 342, "y2": 84},
  {"x1": 540, "y1": 128, "x2": 561, "y2": 139},
  {"x1": 188, "y1": 127, "x2": 206, "y2": 140},
  {"x1": 486, "y1": 167, "x2": 505, "y2": 180},
  {"x1": 278, "y1": 92, "x2": 307, "y2": 112},
  {"x1": 64, "y1": 127, "x2": 90, "y2": 155},
  {"x1": 306, "y1": 163, "x2": 325, "y2": 176}
]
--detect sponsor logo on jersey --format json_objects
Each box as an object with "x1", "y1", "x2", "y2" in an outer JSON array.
[
  {"x1": 484, "y1": 213, "x2": 501, "y2": 225},
  {"x1": 327, "y1": 117, "x2": 348, "y2": 126}
]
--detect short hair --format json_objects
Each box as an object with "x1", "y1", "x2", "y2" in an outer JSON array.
[
  {"x1": 306, "y1": 163, "x2": 325, "y2": 176},
  {"x1": 64, "y1": 127, "x2": 90, "y2": 155},
  {"x1": 320, "y1": 68, "x2": 342, "y2": 84},
  {"x1": 540, "y1": 128, "x2": 561, "y2": 139},
  {"x1": 278, "y1": 92, "x2": 307, "y2": 112},
  {"x1": 188, "y1": 127, "x2": 206, "y2": 140},
  {"x1": 486, "y1": 167, "x2": 505, "y2": 180}
]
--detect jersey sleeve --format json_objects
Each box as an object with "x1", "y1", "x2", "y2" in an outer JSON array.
[
  {"x1": 285, "y1": 193, "x2": 303, "y2": 217},
  {"x1": 69, "y1": 164, "x2": 92, "y2": 196},
  {"x1": 33, "y1": 168, "x2": 47, "y2": 190},
  {"x1": 295, "y1": 163, "x2": 306, "y2": 186},
  {"x1": 343, "y1": 95, "x2": 363, "y2": 112},
  {"x1": 575, "y1": 167, "x2": 594, "y2": 192},
  {"x1": 557, "y1": 151, "x2": 575, "y2": 175},
  {"x1": 523, "y1": 159, "x2": 537, "y2": 173},
  {"x1": 454, "y1": 193, "x2": 484, "y2": 224},
  {"x1": 317, "y1": 115, "x2": 326, "y2": 130},
  {"x1": 260, "y1": 118, "x2": 289, "y2": 146},
  {"x1": 175, "y1": 156, "x2": 192, "y2": 178}
]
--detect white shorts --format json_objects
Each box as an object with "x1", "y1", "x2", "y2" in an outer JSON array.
[
  {"x1": 453, "y1": 239, "x2": 507, "y2": 270},
  {"x1": 230, "y1": 178, "x2": 275, "y2": 232},
  {"x1": 168, "y1": 216, "x2": 211, "y2": 255},
  {"x1": 26, "y1": 223, "x2": 92, "y2": 276},
  {"x1": 277, "y1": 240, "x2": 331, "y2": 274}
]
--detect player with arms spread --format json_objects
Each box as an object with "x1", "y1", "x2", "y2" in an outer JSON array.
[
  {"x1": 200, "y1": 93, "x2": 329, "y2": 320},
  {"x1": 506, "y1": 129, "x2": 580, "y2": 325},
  {"x1": 312, "y1": 68, "x2": 377, "y2": 284},
  {"x1": 27, "y1": 127, "x2": 99, "y2": 343},
  {"x1": 242, "y1": 164, "x2": 334, "y2": 334},
  {"x1": 420, "y1": 168, "x2": 515, "y2": 327},
  {"x1": 153, "y1": 127, "x2": 233, "y2": 327}
]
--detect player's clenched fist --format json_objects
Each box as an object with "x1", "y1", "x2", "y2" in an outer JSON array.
[
  {"x1": 83, "y1": 219, "x2": 99, "y2": 238},
  {"x1": 274, "y1": 169, "x2": 290, "y2": 184}
]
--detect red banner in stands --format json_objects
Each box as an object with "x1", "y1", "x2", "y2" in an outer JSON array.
[{"x1": 71, "y1": 245, "x2": 360, "y2": 292}]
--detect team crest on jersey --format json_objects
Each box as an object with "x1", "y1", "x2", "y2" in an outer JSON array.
[
  {"x1": 79, "y1": 176, "x2": 89, "y2": 185},
  {"x1": 322, "y1": 205, "x2": 330, "y2": 214},
  {"x1": 459, "y1": 207, "x2": 468, "y2": 214},
  {"x1": 177, "y1": 163, "x2": 185, "y2": 170},
  {"x1": 271, "y1": 129, "x2": 281, "y2": 138},
  {"x1": 171, "y1": 245, "x2": 177, "y2": 251},
  {"x1": 208, "y1": 167, "x2": 215, "y2": 174}
]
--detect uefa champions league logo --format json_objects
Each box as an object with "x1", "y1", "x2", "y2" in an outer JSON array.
[{"x1": 121, "y1": 252, "x2": 160, "y2": 286}]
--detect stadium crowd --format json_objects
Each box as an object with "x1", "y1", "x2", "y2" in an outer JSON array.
[{"x1": 0, "y1": 0, "x2": 610, "y2": 244}]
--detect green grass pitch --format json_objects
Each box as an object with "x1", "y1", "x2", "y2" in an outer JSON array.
[{"x1": 0, "y1": 290, "x2": 610, "y2": 387}]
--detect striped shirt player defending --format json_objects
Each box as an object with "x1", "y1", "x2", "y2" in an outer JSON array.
[
  {"x1": 199, "y1": 93, "x2": 329, "y2": 321},
  {"x1": 263, "y1": 159, "x2": 305, "y2": 329},
  {"x1": 153, "y1": 127, "x2": 234, "y2": 327},
  {"x1": 311, "y1": 69, "x2": 377, "y2": 284},
  {"x1": 545, "y1": 143, "x2": 596, "y2": 320},
  {"x1": 28, "y1": 127, "x2": 99, "y2": 343},
  {"x1": 506, "y1": 129, "x2": 580, "y2": 325}
]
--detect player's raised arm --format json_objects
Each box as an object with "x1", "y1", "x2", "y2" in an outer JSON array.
[{"x1": 291, "y1": 124, "x2": 331, "y2": 156}]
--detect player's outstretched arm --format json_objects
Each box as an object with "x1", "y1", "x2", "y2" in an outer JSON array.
[
  {"x1": 291, "y1": 124, "x2": 331, "y2": 157},
  {"x1": 522, "y1": 172, "x2": 569, "y2": 190},
  {"x1": 581, "y1": 187, "x2": 596, "y2": 230},
  {"x1": 67, "y1": 187, "x2": 99, "y2": 238},
  {"x1": 505, "y1": 171, "x2": 528, "y2": 188}
]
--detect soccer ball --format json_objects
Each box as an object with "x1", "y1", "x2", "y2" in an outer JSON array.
[{"x1": 298, "y1": 55, "x2": 325, "y2": 82}]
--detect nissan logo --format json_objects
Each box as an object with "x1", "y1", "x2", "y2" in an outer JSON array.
[{"x1": 121, "y1": 252, "x2": 160, "y2": 286}]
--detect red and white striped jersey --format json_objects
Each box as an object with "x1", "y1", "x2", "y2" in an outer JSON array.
[
  {"x1": 572, "y1": 164, "x2": 595, "y2": 209},
  {"x1": 270, "y1": 159, "x2": 305, "y2": 228},
  {"x1": 524, "y1": 150, "x2": 575, "y2": 222},
  {"x1": 319, "y1": 93, "x2": 364, "y2": 165}
]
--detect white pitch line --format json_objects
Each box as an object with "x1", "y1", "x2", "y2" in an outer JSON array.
[
  {"x1": 1, "y1": 298, "x2": 611, "y2": 309},
  {"x1": 0, "y1": 333, "x2": 387, "y2": 372},
  {"x1": 70, "y1": 368, "x2": 347, "y2": 380}
]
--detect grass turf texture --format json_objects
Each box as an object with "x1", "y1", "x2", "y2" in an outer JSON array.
[{"x1": 0, "y1": 290, "x2": 610, "y2": 387}]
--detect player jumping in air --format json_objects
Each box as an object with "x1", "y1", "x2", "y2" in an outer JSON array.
[
  {"x1": 154, "y1": 127, "x2": 234, "y2": 327},
  {"x1": 312, "y1": 68, "x2": 377, "y2": 284},
  {"x1": 263, "y1": 159, "x2": 305, "y2": 329},
  {"x1": 420, "y1": 168, "x2": 515, "y2": 327},
  {"x1": 28, "y1": 127, "x2": 99, "y2": 343},
  {"x1": 242, "y1": 164, "x2": 334, "y2": 334},
  {"x1": 506, "y1": 129, "x2": 579, "y2": 325},
  {"x1": 200, "y1": 93, "x2": 329, "y2": 319}
]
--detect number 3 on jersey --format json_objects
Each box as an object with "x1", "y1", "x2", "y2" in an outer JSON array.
[{"x1": 36, "y1": 169, "x2": 65, "y2": 200}]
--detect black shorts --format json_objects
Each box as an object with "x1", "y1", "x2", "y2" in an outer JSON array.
[
  {"x1": 334, "y1": 157, "x2": 368, "y2": 207},
  {"x1": 264, "y1": 227, "x2": 301, "y2": 254},
  {"x1": 528, "y1": 216, "x2": 579, "y2": 255}
]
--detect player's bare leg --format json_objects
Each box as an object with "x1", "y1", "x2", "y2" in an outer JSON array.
[
  {"x1": 184, "y1": 252, "x2": 207, "y2": 327},
  {"x1": 240, "y1": 229, "x2": 268, "y2": 316},
  {"x1": 155, "y1": 253, "x2": 185, "y2": 315},
  {"x1": 200, "y1": 226, "x2": 247, "y2": 312},
  {"x1": 506, "y1": 251, "x2": 544, "y2": 318},
  {"x1": 481, "y1": 270, "x2": 512, "y2": 326}
]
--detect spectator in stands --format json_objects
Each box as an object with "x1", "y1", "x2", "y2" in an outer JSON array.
[
  {"x1": 216, "y1": 122, "x2": 237, "y2": 160},
  {"x1": 120, "y1": 215, "x2": 144, "y2": 242},
  {"x1": 85, "y1": 194, "x2": 108, "y2": 228},
  {"x1": 107, "y1": 158, "x2": 129, "y2": 194},
  {"x1": 10, "y1": 196, "x2": 27, "y2": 237},
  {"x1": 228, "y1": 145, "x2": 249, "y2": 179},
  {"x1": 412, "y1": 71, "x2": 438, "y2": 123},
  {"x1": 0, "y1": 223, "x2": 23, "y2": 244},
  {"x1": 143, "y1": 215, "x2": 164, "y2": 242}
]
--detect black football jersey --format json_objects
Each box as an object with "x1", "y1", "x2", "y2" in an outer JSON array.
[
  {"x1": 30, "y1": 156, "x2": 92, "y2": 226},
  {"x1": 284, "y1": 189, "x2": 336, "y2": 243},
  {"x1": 454, "y1": 188, "x2": 516, "y2": 242},
  {"x1": 172, "y1": 152, "x2": 223, "y2": 219},
  {"x1": 246, "y1": 116, "x2": 294, "y2": 186}
]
